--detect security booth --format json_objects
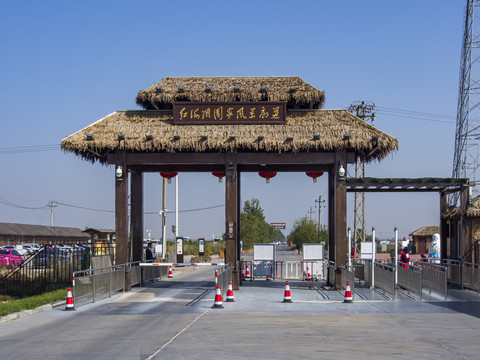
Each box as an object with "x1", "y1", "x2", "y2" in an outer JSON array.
[{"x1": 61, "y1": 76, "x2": 398, "y2": 290}]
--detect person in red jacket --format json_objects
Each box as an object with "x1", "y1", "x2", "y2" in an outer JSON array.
[{"x1": 400, "y1": 247, "x2": 410, "y2": 268}]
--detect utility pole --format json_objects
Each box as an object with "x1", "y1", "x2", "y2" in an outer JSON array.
[
  {"x1": 348, "y1": 101, "x2": 375, "y2": 254},
  {"x1": 315, "y1": 195, "x2": 325, "y2": 230},
  {"x1": 452, "y1": 0, "x2": 480, "y2": 205},
  {"x1": 307, "y1": 207, "x2": 314, "y2": 221},
  {"x1": 48, "y1": 200, "x2": 58, "y2": 227}
]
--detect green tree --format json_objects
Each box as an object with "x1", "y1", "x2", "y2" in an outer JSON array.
[
  {"x1": 287, "y1": 217, "x2": 327, "y2": 249},
  {"x1": 240, "y1": 198, "x2": 275, "y2": 250}
]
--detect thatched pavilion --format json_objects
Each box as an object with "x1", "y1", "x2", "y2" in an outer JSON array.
[{"x1": 61, "y1": 76, "x2": 398, "y2": 289}]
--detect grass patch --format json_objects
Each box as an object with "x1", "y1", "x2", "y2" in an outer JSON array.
[{"x1": 0, "y1": 287, "x2": 69, "y2": 317}]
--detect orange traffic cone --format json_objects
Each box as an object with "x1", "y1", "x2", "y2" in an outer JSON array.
[
  {"x1": 226, "y1": 281, "x2": 235, "y2": 302},
  {"x1": 246, "y1": 265, "x2": 250, "y2": 278},
  {"x1": 343, "y1": 282, "x2": 353, "y2": 303},
  {"x1": 283, "y1": 281, "x2": 292, "y2": 303},
  {"x1": 241, "y1": 267, "x2": 245, "y2": 279},
  {"x1": 212, "y1": 285, "x2": 224, "y2": 308},
  {"x1": 306, "y1": 267, "x2": 311, "y2": 280},
  {"x1": 168, "y1": 266, "x2": 173, "y2": 278},
  {"x1": 65, "y1": 288, "x2": 75, "y2": 311}
]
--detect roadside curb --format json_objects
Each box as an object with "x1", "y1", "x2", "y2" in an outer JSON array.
[{"x1": 0, "y1": 300, "x2": 64, "y2": 323}]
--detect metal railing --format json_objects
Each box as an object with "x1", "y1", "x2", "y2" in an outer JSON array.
[
  {"x1": 341, "y1": 265, "x2": 355, "y2": 300},
  {"x1": 419, "y1": 262, "x2": 448, "y2": 300},
  {"x1": 374, "y1": 262, "x2": 395, "y2": 300},
  {"x1": 462, "y1": 262, "x2": 480, "y2": 293},
  {"x1": 216, "y1": 265, "x2": 232, "y2": 297},
  {"x1": 443, "y1": 259, "x2": 461, "y2": 286},
  {"x1": 142, "y1": 264, "x2": 169, "y2": 283},
  {"x1": 0, "y1": 246, "x2": 91, "y2": 298},
  {"x1": 397, "y1": 262, "x2": 422, "y2": 300},
  {"x1": 73, "y1": 264, "x2": 125, "y2": 304}
]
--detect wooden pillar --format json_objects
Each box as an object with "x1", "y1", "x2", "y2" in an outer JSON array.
[
  {"x1": 460, "y1": 185, "x2": 470, "y2": 262},
  {"x1": 440, "y1": 191, "x2": 448, "y2": 262},
  {"x1": 328, "y1": 151, "x2": 347, "y2": 289},
  {"x1": 225, "y1": 153, "x2": 239, "y2": 289},
  {"x1": 115, "y1": 151, "x2": 129, "y2": 290},
  {"x1": 131, "y1": 171, "x2": 144, "y2": 263}
]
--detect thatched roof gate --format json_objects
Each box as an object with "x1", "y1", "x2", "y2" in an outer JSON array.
[{"x1": 62, "y1": 76, "x2": 398, "y2": 290}]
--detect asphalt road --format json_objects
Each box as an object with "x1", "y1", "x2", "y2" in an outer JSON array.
[{"x1": 1, "y1": 265, "x2": 480, "y2": 360}]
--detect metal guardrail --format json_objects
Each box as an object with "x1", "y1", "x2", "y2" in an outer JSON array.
[
  {"x1": 216, "y1": 265, "x2": 232, "y2": 297},
  {"x1": 73, "y1": 264, "x2": 125, "y2": 304},
  {"x1": 341, "y1": 265, "x2": 355, "y2": 300},
  {"x1": 397, "y1": 262, "x2": 422, "y2": 300},
  {"x1": 419, "y1": 262, "x2": 448, "y2": 301},
  {"x1": 374, "y1": 262, "x2": 395, "y2": 300},
  {"x1": 462, "y1": 262, "x2": 480, "y2": 293},
  {"x1": 328, "y1": 261, "x2": 336, "y2": 286},
  {"x1": 443, "y1": 259, "x2": 461, "y2": 286}
]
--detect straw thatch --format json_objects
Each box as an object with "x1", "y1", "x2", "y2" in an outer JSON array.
[
  {"x1": 409, "y1": 226, "x2": 440, "y2": 237},
  {"x1": 61, "y1": 109, "x2": 398, "y2": 164},
  {"x1": 136, "y1": 76, "x2": 325, "y2": 110}
]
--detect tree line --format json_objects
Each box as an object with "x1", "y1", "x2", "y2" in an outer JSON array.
[{"x1": 240, "y1": 198, "x2": 327, "y2": 251}]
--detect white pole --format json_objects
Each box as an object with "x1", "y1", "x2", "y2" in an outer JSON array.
[
  {"x1": 175, "y1": 175, "x2": 179, "y2": 237},
  {"x1": 394, "y1": 226, "x2": 398, "y2": 287},
  {"x1": 162, "y1": 178, "x2": 167, "y2": 259},
  {"x1": 371, "y1": 226, "x2": 376, "y2": 289},
  {"x1": 348, "y1": 227, "x2": 352, "y2": 268}
]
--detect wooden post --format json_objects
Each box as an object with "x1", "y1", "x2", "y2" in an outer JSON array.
[
  {"x1": 460, "y1": 185, "x2": 470, "y2": 262},
  {"x1": 131, "y1": 171, "x2": 144, "y2": 263},
  {"x1": 440, "y1": 191, "x2": 448, "y2": 263},
  {"x1": 328, "y1": 151, "x2": 347, "y2": 289},
  {"x1": 115, "y1": 151, "x2": 129, "y2": 290},
  {"x1": 225, "y1": 153, "x2": 239, "y2": 289}
]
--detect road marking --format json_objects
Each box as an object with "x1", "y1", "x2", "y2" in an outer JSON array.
[{"x1": 145, "y1": 308, "x2": 210, "y2": 360}]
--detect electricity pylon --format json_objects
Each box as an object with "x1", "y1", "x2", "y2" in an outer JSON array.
[
  {"x1": 452, "y1": 0, "x2": 480, "y2": 205},
  {"x1": 348, "y1": 101, "x2": 375, "y2": 253}
]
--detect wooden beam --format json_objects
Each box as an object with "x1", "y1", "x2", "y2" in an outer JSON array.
[
  {"x1": 107, "y1": 151, "x2": 350, "y2": 167},
  {"x1": 131, "y1": 171, "x2": 144, "y2": 263}
]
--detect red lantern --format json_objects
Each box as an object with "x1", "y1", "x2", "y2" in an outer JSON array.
[
  {"x1": 211, "y1": 171, "x2": 226, "y2": 183},
  {"x1": 258, "y1": 171, "x2": 277, "y2": 184},
  {"x1": 160, "y1": 171, "x2": 178, "y2": 184},
  {"x1": 305, "y1": 171, "x2": 324, "y2": 183}
]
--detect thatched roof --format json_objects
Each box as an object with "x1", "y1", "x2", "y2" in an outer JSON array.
[
  {"x1": 61, "y1": 109, "x2": 398, "y2": 164},
  {"x1": 136, "y1": 76, "x2": 325, "y2": 110},
  {"x1": 409, "y1": 226, "x2": 440, "y2": 237},
  {"x1": 442, "y1": 194, "x2": 480, "y2": 219}
]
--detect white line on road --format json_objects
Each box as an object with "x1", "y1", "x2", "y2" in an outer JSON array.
[{"x1": 145, "y1": 308, "x2": 210, "y2": 360}]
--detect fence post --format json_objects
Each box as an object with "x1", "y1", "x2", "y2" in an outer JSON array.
[
  {"x1": 394, "y1": 226, "x2": 398, "y2": 287},
  {"x1": 348, "y1": 227, "x2": 352, "y2": 268}
]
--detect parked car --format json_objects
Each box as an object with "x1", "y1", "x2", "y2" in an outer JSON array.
[
  {"x1": 0, "y1": 249, "x2": 24, "y2": 266},
  {"x1": 32, "y1": 248, "x2": 69, "y2": 267},
  {"x1": 23, "y1": 243, "x2": 42, "y2": 253}
]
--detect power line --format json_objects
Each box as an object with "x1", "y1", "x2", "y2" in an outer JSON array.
[{"x1": 0, "y1": 144, "x2": 59, "y2": 155}]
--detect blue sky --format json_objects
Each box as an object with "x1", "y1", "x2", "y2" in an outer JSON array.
[{"x1": 0, "y1": 1, "x2": 464, "y2": 241}]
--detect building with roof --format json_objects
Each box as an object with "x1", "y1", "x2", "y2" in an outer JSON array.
[
  {"x1": 409, "y1": 225, "x2": 440, "y2": 255},
  {"x1": 0, "y1": 222, "x2": 90, "y2": 246}
]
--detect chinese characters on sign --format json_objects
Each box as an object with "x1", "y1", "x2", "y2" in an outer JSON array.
[{"x1": 173, "y1": 102, "x2": 286, "y2": 124}]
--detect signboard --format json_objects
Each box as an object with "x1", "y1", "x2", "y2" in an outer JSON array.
[
  {"x1": 360, "y1": 241, "x2": 373, "y2": 260},
  {"x1": 173, "y1": 102, "x2": 286, "y2": 125},
  {"x1": 154, "y1": 244, "x2": 163, "y2": 255},
  {"x1": 198, "y1": 238, "x2": 205, "y2": 256},
  {"x1": 303, "y1": 243, "x2": 324, "y2": 260},
  {"x1": 176, "y1": 236, "x2": 184, "y2": 263},
  {"x1": 270, "y1": 222, "x2": 286, "y2": 230},
  {"x1": 253, "y1": 244, "x2": 275, "y2": 261}
]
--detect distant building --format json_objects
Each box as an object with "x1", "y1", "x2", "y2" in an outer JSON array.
[
  {"x1": 409, "y1": 225, "x2": 440, "y2": 255},
  {"x1": 0, "y1": 222, "x2": 90, "y2": 246},
  {"x1": 83, "y1": 228, "x2": 115, "y2": 243}
]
